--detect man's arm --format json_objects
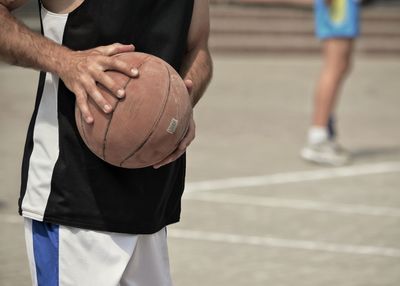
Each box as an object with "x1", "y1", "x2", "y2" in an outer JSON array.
[
  {"x1": 153, "y1": 0, "x2": 213, "y2": 168},
  {"x1": 180, "y1": 0, "x2": 213, "y2": 107},
  {"x1": 0, "y1": 1, "x2": 137, "y2": 123}
]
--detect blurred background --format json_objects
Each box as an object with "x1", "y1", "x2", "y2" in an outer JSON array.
[{"x1": 1, "y1": 0, "x2": 400, "y2": 285}]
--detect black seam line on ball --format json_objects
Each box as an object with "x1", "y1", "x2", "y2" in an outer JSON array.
[
  {"x1": 102, "y1": 56, "x2": 151, "y2": 161},
  {"x1": 80, "y1": 107, "x2": 89, "y2": 148},
  {"x1": 119, "y1": 62, "x2": 172, "y2": 167}
]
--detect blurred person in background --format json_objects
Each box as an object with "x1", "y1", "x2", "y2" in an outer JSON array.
[{"x1": 301, "y1": 0, "x2": 360, "y2": 166}]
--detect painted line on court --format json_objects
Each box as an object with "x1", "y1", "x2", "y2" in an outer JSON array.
[
  {"x1": 186, "y1": 161, "x2": 400, "y2": 192},
  {"x1": 169, "y1": 229, "x2": 400, "y2": 258},
  {"x1": 184, "y1": 193, "x2": 400, "y2": 217}
]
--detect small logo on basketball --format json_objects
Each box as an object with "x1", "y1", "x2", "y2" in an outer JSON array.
[{"x1": 167, "y1": 118, "x2": 179, "y2": 134}]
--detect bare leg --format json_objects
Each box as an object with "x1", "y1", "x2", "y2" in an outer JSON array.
[
  {"x1": 301, "y1": 38, "x2": 354, "y2": 166},
  {"x1": 312, "y1": 38, "x2": 353, "y2": 127}
]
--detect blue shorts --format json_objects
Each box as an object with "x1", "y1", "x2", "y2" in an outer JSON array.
[{"x1": 314, "y1": 0, "x2": 360, "y2": 39}]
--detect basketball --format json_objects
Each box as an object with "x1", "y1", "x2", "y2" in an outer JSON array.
[{"x1": 75, "y1": 52, "x2": 192, "y2": 168}]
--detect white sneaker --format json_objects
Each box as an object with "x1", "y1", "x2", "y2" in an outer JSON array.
[{"x1": 301, "y1": 140, "x2": 351, "y2": 166}]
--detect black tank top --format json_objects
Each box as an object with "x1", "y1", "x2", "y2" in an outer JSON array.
[{"x1": 19, "y1": 0, "x2": 194, "y2": 234}]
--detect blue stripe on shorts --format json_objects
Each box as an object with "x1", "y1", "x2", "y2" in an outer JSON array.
[{"x1": 32, "y1": 220, "x2": 59, "y2": 286}]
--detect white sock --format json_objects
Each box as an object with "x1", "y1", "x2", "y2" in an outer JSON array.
[{"x1": 308, "y1": 126, "x2": 329, "y2": 145}]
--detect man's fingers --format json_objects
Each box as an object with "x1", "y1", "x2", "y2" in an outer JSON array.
[
  {"x1": 153, "y1": 119, "x2": 195, "y2": 169},
  {"x1": 153, "y1": 131, "x2": 193, "y2": 168},
  {"x1": 94, "y1": 72, "x2": 126, "y2": 99},
  {"x1": 184, "y1": 79, "x2": 193, "y2": 94},
  {"x1": 74, "y1": 87, "x2": 94, "y2": 124},
  {"x1": 178, "y1": 129, "x2": 195, "y2": 151},
  {"x1": 179, "y1": 136, "x2": 194, "y2": 151},
  {"x1": 83, "y1": 79, "x2": 113, "y2": 114},
  {"x1": 153, "y1": 149, "x2": 185, "y2": 169},
  {"x1": 179, "y1": 119, "x2": 195, "y2": 150},
  {"x1": 96, "y1": 44, "x2": 139, "y2": 78},
  {"x1": 81, "y1": 44, "x2": 140, "y2": 101},
  {"x1": 96, "y1": 43, "x2": 135, "y2": 56},
  {"x1": 107, "y1": 43, "x2": 135, "y2": 56},
  {"x1": 102, "y1": 57, "x2": 139, "y2": 78},
  {"x1": 88, "y1": 57, "x2": 138, "y2": 98}
]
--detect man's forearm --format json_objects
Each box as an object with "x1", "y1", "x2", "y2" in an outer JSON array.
[
  {"x1": 154, "y1": 44, "x2": 211, "y2": 168},
  {"x1": 0, "y1": 4, "x2": 70, "y2": 74},
  {"x1": 181, "y1": 45, "x2": 213, "y2": 107}
]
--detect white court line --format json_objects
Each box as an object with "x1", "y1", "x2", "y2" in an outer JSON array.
[
  {"x1": 169, "y1": 229, "x2": 400, "y2": 258},
  {"x1": 184, "y1": 193, "x2": 400, "y2": 217},
  {"x1": 186, "y1": 161, "x2": 400, "y2": 192}
]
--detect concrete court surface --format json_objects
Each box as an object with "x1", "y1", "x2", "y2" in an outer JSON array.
[{"x1": 1, "y1": 53, "x2": 400, "y2": 286}]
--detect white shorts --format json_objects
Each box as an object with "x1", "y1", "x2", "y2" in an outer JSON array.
[{"x1": 24, "y1": 219, "x2": 173, "y2": 286}]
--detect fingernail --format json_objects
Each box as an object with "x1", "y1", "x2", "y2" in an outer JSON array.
[
  {"x1": 117, "y1": 89, "x2": 125, "y2": 98},
  {"x1": 131, "y1": 68, "x2": 139, "y2": 76},
  {"x1": 104, "y1": 104, "x2": 112, "y2": 113}
]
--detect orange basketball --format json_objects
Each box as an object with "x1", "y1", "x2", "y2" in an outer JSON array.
[{"x1": 75, "y1": 52, "x2": 192, "y2": 168}]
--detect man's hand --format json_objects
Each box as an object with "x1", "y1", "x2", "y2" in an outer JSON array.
[
  {"x1": 59, "y1": 43, "x2": 139, "y2": 124},
  {"x1": 152, "y1": 0, "x2": 212, "y2": 169},
  {"x1": 153, "y1": 79, "x2": 196, "y2": 169}
]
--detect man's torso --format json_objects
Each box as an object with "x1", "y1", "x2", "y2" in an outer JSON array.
[{"x1": 19, "y1": 0, "x2": 194, "y2": 234}]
